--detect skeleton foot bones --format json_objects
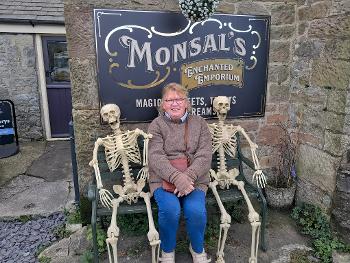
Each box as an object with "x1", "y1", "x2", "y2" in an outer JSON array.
[
  {"x1": 208, "y1": 96, "x2": 267, "y2": 263},
  {"x1": 89, "y1": 104, "x2": 159, "y2": 263}
]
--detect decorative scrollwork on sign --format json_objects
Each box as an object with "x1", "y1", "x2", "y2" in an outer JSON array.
[
  {"x1": 105, "y1": 25, "x2": 153, "y2": 56},
  {"x1": 246, "y1": 56, "x2": 257, "y2": 70},
  {"x1": 117, "y1": 67, "x2": 171, "y2": 89},
  {"x1": 150, "y1": 20, "x2": 191, "y2": 37},
  {"x1": 189, "y1": 18, "x2": 223, "y2": 34},
  {"x1": 245, "y1": 30, "x2": 261, "y2": 70},
  {"x1": 228, "y1": 23, "x2": 252, "y2": 33}
]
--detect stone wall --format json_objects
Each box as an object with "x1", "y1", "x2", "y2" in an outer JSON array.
[
  {"x1": 0, "y1": 34, "x2": 43, "y2": 141},
  {"x1": 64, "y1": 0, "x2": 350, "y2": 211}
]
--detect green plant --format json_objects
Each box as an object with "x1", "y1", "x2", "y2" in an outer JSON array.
[
  {"x1": 87, "y1": 223, "x2": 107, "y2": 254},
  {"x1": 38, "y1": 255, "x2": 51, "y2": 263},
  {"x1": 35, "y1": 244, "x2": 50, "y2": 257},
  {"x1": 19, "y1": 215, "x2": 32, "y2": 223},
  {"x1": 67, "y1": 209, "x2": 82, "y2": 224},
  {"x1": 80, "y1": 251, "x2": 93, "y2": 263},
  {"x1": 291, "y1": 203, "x2": 350, "y2": 263},
  {"x1": 53, "y1": 224, "x2": 72, "y2": 239}
]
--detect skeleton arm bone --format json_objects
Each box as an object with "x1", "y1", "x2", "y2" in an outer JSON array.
[
  {"x1": 135, "y1": 129, "x2": 153, "y2": 181},
  {"x1": 236, "y1": 126, "x2": 267, "y2": 188},
  {"x1": 89, "y1": 138, "x2": 114, "y2": 208}
]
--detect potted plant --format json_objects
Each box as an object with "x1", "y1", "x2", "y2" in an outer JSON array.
[{"x1": 265, "y1": 122, "x2": 299, "y2": 209}]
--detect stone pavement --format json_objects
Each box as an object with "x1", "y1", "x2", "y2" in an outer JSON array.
[{"x1": 0, "y1": 141, "x2": 74, "y2": 218}]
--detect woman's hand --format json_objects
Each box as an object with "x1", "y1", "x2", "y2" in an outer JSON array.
[{"x1": 174, "y1": 181, "x2": 194, "y2": 197}]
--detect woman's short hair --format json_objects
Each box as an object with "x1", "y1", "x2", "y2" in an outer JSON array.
[{"x1": 159, "y1": 83, "x2": 191, "y2": 112}]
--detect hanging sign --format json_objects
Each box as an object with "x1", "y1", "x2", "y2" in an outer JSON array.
[{"x1": 94, "y1": 9, "x2": 270, "y2": 122}]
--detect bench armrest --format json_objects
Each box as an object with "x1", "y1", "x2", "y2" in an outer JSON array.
[{"x1": 88, "y1": 183, "x2": 97, "y2": 201}]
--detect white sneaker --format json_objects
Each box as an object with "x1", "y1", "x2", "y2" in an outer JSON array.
[
  {"x1": 159, "y1": 250, "x2": 175, "y2": 263},
  {"x1": 189, "y1": 245, "x2": 211, "y2": 263}
]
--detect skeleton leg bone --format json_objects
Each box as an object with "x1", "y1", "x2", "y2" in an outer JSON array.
[
  {"x1": 209, "y1": 181, "x2": 231, "y2": 263},
  {"x1": 140, "y1": 192, "x2": 160, "y2": 263},
  {"x1": 106, "y1": 197, "x2": 123, "y2": 263},
  {"x1": 233, "y1": 180, "x2": 261, "y2": 263}
]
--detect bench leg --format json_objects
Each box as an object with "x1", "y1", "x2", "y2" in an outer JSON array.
[
  {"x1": 209, "y1": 182, "x2": 231, "y2": 263},
  {"x1": 258, "y1": 191, "x2": 268, "y2": 252},
  {"x1": 91, "y1": 200, "x2": 99, "y2": 263}
]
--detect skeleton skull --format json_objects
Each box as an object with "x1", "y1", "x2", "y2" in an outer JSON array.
[
  {"x1": 213, "y1": 96, "x2": 230, "y2": 121},
  {"x1": 100, "y1": 104, "x2": 120, "y2": 130}
]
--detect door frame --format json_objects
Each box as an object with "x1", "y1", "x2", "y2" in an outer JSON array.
[{"x1": 35, "y1": 31, "x2": 68, "y2": 140}]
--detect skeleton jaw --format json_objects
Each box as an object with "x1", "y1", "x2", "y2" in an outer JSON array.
[{"x1": 109, "y1": 121, "x2": 120, "y2": 132}]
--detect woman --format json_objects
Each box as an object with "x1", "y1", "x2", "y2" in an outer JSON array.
[{"x1": 148, "y1": 83, "x2": 212, "y2": 263}]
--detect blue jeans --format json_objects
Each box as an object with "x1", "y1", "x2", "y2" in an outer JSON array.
[{"x1": 153, "y1": 188, "x2": 207, "y2": 253}]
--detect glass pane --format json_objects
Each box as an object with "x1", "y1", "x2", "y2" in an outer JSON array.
[{"x1": 47, "y1": 41, "x2": 70, "y2": 82}]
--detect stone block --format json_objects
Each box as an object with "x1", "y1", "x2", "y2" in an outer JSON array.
[
  {"x1": 325, "y1": 111, "x2": 345, "y2": 132},
  {"x1": 327, "y1": 89, "x2": 347, "y2": 114},
  {"x1": 268, "y1": 64, "x2": 289, "y2": 84},
  {"x1": 294, "y1": 40, "x2": 323, "y2": 58},
  {"x1": 296, "y1": 177, "x2": 333, "y2": 211},
  {"x1": 236, "y1": 2, "x2": 269, "y2": 15},
  {"x1": 298, "y1": 22, "x2": 308, "y2": 35},
  {"x1": 270, "y1": 3, "x2": 295, "y2": 25},
  {"x1": 325, "y1": 39, "x2": 350, "y2": 60},
  {"x1": 298, "y1": 132, "x2": 323, "y2": 147},
  {"x1": 270, "y1": 25, "x2": 296, "y2": 40},
  {"x1": 69, "y1": 58, "x2": 99, "y2": 110},
  {"x1": 269, "y1": 41, "x2": 290, "y2": 62},
  {"x1": 309, "y1": 14, "x2": 350, "y2": 38},
  {"x1": 297, "y1": 144, "x2": 339, "y2": 194},
  {"x1": 332, "y1": 251, "x2": 350, "y2": 263},
  {"x1": 268, "y1": 83, "x2": 289, "y2": 103},
  {"x1": 216, "y1": 2, "x2": 235, "y2": 13},
  {"x1": 232, "y1": 119, "x2": 260, "y2": 131},
  {"x1": 324, "y1": 131, "x2": 343, "y2": 156},
  {"x1": 64, "y1": 4, "x2": 95, "y2": 59},
  {"x1": 265, "y1": 103, "x2": 277, "y2": 112},
  {"x1": 330, "y1": 0, "x2": 350, "y2": 16},
  {"x1": 311, "y1": 58, "x2": 350, "y2": 90},
  {"x1": 257, "y1": 125, "x2": 282, "y2": 145},
  {"x1": 266, "y1": 113, "x2": 288, "y2": 124},
  {"x1": 298, "y1": 1, "x2": 330, "y2": 21}
]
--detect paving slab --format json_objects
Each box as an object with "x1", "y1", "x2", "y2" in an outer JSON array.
[
  {"x1": 0, "y1": 174, "x2": 74, "y2": 218},
  {"x1": 0, "y1": 141, "x2": 46, "y2": 185}
]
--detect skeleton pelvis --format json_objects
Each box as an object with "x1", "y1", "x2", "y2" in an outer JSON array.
[{"x1": 113, "y1": 183, "x2": 137, "y2": 195}]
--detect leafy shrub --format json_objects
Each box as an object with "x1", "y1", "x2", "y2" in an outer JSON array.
[
  {"x1": 291, "y1": 203, "x2": 350, "y2": 262},
  {"x1": 87, "y1": 223, "x2": 107, "y2": 254},
  {"x1": 80, "y1": 251, "x2": 93, "y2": 263}
]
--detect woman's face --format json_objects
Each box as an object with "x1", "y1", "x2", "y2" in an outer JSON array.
[{"x1": 162, "y1": 90, "x2": 188, "y2": 120}]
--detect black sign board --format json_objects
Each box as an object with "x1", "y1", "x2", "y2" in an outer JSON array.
[
  {"x1": 0, "y1": 100, "x2": 19, "y2": 158},
  {"x1": 94, "y1": 10, "x2": 270, "y2": 122}
]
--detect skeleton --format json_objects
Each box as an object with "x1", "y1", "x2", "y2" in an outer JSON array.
[
  {"x1": 89, "y1": 104, "x2": 160, "y2": 263},
  {"x1": 208, "y1": 96, "x2": 267, "y2": 263}
]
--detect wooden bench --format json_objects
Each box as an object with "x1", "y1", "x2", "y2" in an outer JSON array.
[{"x1": 88, "y1": 134, "x2": 267, "y2": 262}]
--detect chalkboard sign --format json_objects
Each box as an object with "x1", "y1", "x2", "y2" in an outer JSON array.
[{"x1": 0, "y1": 100, "x2": 19, "y2": 158}]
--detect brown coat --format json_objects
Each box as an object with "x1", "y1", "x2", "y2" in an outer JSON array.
[{"x1": 147, "y1": 114, "x2": 212, "y2": 195}]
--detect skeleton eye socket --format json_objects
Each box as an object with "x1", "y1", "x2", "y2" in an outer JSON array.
[
  {"x1": 103, "y1": 112, "x2": 108, "y2": 117},
  {"x1": 109, "y1": 110, "x2": 115, "y2": 115},
  {"x1": 218, "y1": 103, "x2": 223, "y2": 106}
]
